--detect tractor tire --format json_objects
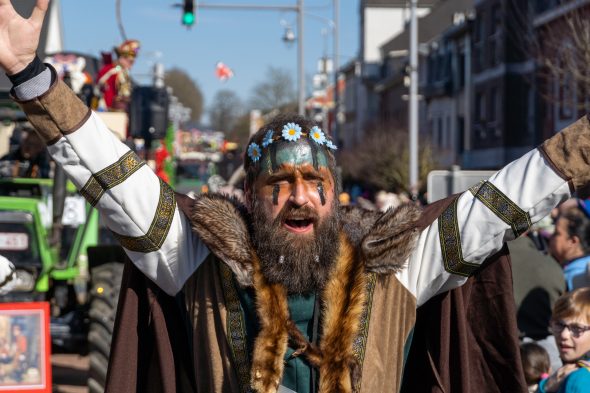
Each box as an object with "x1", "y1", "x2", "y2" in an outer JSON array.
[{"x1": 88, "y1": 262, "x2": 123, "y2": 393}]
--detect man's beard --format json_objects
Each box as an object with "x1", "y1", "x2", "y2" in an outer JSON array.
[{"x1": 251, "y1": 198, "x2": 341, "y2": 295}]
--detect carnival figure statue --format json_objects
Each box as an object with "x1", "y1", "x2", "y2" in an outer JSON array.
[{"x1": 95, "y1": 38, "x2": 140, "y2": 112}]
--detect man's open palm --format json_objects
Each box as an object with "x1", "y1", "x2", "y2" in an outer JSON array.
[{"x1": 0, "y1": 0, "x2": 48, "y2": 75}]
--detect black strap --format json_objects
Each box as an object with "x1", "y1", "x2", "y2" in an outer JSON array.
[{"x1": 7, "y1": 55, "x2": 46, "y2": 85}]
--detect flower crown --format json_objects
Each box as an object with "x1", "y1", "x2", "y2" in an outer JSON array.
[{"x1": 247, "y1": 122, "x2": 337, "y2": 163}]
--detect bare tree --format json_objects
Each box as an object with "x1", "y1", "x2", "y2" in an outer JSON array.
[
  {"x1": 164, "y1": 68, "x2": 204, "y2": 122},
  {"x1": 226, "y1": 112, "x2": 250, "y2": 147},
  {"x1": 340, "y1": 122, "x2": 437, "y2": 194},
  {"x1": 535, "y1": 6, "x2": 590, "y2": 111},
  {"x1": 249, "y1": 66, "x2": 297, "y2": 112},
  {"x1": 208, "y1": 89, "x2": 244, "y2": 133},
  {"x1": 505, "y1": 1, "x2": 590, "y2": 112}
]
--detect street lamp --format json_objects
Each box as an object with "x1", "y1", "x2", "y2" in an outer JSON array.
[
  {"x1": 281, "y1": 20, "x2": 296, "y2": 47},
  {"x1": 284, "y1": 4, "x2": 340, "y2": 128},
  {"x1": 196, "y1": 1, "x2": 305, "y2": 115}
]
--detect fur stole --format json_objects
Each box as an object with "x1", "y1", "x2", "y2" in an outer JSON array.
[{"x1": 190, "y1": 194, "x2": 421, "y2": 392}]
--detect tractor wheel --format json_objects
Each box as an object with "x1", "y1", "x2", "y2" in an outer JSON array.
[{"x1": 87, "y1": 262, "x2": 123, "y2": 392}]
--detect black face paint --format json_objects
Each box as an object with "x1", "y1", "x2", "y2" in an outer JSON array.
[
  {"x1": 273, "y1": 184, "x2": 280, "y2": 205},
  {"x1": 270, "y1": 143, "x2": 279, "y2": 173},
  {"x1": 309, "y1": 140, "x2": 319, "y2": 171},
  {"x1": 317, "y1": 182, "x2": 326, "y2": 206}
]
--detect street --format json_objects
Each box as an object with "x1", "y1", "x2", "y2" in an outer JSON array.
[{"x1": 52, "y1": 352, "x2": 89, "y2": 393}]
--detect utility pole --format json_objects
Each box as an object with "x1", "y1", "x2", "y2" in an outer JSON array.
[
  {"x1": 195, "y1": 2, "x2": 305, "y2": 115},
  {"x1": 409, "y1": 0, "x2": 419, "y2": 196},
  {"x1": 333, "y1": 0, "x2": 339, "y2": 140},
  {"x1": 297, "y1": 0, "x2": 305, "y2": 115}
]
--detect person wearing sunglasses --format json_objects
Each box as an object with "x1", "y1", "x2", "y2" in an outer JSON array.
[{"x1": 539, "y1": 288, "x2": 590, "y2": 392}]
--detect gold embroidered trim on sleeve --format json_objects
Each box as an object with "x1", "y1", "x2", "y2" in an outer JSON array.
[
  {"x1": 111, "y1": 179, "x2": 176, "y2": 253},
  {"x1": 469, "y1": 180, "x2": 532, "y2": 238},
  {"x1": 79, "y1": 150, "x2": 145, "y2": 206},
  {"x1": 219, "y1": 263, "x2": 251, "y2": 393},
  {"x1": 352, "y1": 272, "x2": 376, "y2": 392},
  {"x1": 438, "y1": 197, "x2": 480, "y2": 277},
  {"x1": 79, "y1": 177, "x2": 104, "y2": 207}
]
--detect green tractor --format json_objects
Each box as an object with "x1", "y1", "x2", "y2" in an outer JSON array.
[{"x1": 0, "y1": 169, "x2": 125, "y2": 392}]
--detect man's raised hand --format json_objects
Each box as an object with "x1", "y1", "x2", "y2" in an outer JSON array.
[{"x1": 0, "y1": 0, "x2": 49, "y2": 75}]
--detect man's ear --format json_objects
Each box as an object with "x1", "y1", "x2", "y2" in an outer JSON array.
[{"x1": 571, "y1": 234, "x2": 583, "y2": 250}]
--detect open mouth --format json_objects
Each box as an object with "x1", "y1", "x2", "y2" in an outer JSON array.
[{"x1": 284, "y1": 218, "x2": 314, "y2": 233}]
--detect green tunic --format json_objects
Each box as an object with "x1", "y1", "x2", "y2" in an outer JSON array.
[{"x1": 237, "y1": 285, "x2": 316, "y2": 393}]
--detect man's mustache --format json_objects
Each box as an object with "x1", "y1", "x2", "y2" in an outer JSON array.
[{"x1": 275, "y1": 204, "x2": 320, "y2": 224}]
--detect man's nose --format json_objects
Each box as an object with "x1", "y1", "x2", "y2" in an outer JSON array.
[{"x1": 289, "y1": 180, "x2": 309, "y2": 207}]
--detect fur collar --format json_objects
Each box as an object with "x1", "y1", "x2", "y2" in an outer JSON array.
[
  {"x1": 190, "y1": 193, "x2": 421, "y2": 283},
  {"x1": 189, "y1": 193, "x2": 421, "y2": 392},
  {"x1": 250, "y1": 233, "x2": 366, "y2": 392}
]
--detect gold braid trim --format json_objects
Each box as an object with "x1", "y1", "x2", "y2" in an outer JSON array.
[
  {"x1": 351, "y1": 272, "x2": 376, "y2": 392},
  {"x1": 469, "y1": 181, "x2": 532, "y2": 238},
  {"x1": 218, "y1": 263, "x2": 251, "y2": 393},
  {"x1": 79, "y1": 150, "x2": 145, "y2": 206},
  {"x1": 79, "y1": 177, "x2": 104, "y2": 207},
  {"x1": 111, "y1": 179, "x2": 175, "y2": 253},
  {"x1": 438, "y1": 197, "x2": 480, "y2": 277}
]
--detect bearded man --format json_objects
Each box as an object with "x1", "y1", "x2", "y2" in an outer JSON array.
[{"x1": 2, "y1": 1, "x2": 590, "y2": 392}]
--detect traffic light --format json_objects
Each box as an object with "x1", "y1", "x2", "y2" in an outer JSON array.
[{"x1": 182, "y1": 0, "x2": 195, "y2": 27}]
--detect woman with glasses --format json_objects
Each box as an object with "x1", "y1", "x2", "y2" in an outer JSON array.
[{"x1": 539, "y1": 288, "x2": 590, "y2": 392}]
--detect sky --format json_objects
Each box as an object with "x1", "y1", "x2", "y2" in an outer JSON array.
[{"x1": 60, "y1": 0, "x2": 360, "y2": 117}]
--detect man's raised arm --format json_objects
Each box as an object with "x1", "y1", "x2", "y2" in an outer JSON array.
[
  {"x1": 0, "y1": 0, "x2": 208, "y2": 295},
  {"x1": 398, "y1": 118, "x2": 588, "y2": 306}
]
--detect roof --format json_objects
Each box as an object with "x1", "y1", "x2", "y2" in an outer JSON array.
[
  {"x1": 0, "y1": 0, "x2": 52, "y2": 94},
  {"x1": 365, "y1": 0, "x2": 439, "y2": 7},
  {"x1": 379, "y1": 0, "x2": 473, "y2": 53}
]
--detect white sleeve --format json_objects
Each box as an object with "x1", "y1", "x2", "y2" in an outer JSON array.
[
  {"x1": 47, "y1": 112, "x2": 210, "y2": 295},
  {"x1": 0, "y1": 255, "x2": 16, "y2": 296},
  {"x1": 396, "y1": 149, "x2": 571, "y2": 306}
]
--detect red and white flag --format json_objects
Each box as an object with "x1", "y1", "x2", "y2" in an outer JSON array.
[{"x1": 215, "y1": 62, "x2": 234, "y2": 81}]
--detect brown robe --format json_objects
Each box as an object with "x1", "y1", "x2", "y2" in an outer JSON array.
[{"x1": 104, "y1": 194, "x2": 526, "y2": 393}]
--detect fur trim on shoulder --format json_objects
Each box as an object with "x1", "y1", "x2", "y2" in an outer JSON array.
[
  {"x1": 361, "y1": 203, "x2": 422, "y2": 274},
  {"x1": 190, "y1": 193, "x2": 253, "y2": 287},
  {"x1": 340, "y1": 206, "x2": 381, "y2": 247},
  {"x1": 189, "y1": 195, "x2": 422, "y2": 286}
]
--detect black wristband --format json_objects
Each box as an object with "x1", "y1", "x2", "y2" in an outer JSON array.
[{"x1": 6, "y1": 56, "x2": 46, "y2": 86}]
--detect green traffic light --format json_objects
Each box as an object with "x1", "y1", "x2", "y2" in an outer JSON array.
[{"x1": 182, "y1": 12, "x2": 195, "y2": 26}]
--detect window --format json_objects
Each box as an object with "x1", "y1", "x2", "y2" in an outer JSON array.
[
  {"x1": 438, "y1": 117, "x2": 443, "y2": 147},
  {"x1": 475, "y1": 92, "x2": 486, "y2": 123},
  {"x1": 473, "y1": 19, "x2": 484, "y2": 72},
  {"x1": 458, "y1": 48, "x2": 466, "y2": 88},
  {"x1": 488, "y1": 4, "x2": 502, "y2": 66},
  {"x1": 446, "y1": 116, "x2": 451, "y2": 149},
  {"x1": 489, "y1": 87, "x2": 497, "y2": 123},
  {"x1": 458, "y1": 116, "x2": 465, "y2": 153},
  {"x1": 475, "y1": 91, "x2": 487, "y2": 140}
]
